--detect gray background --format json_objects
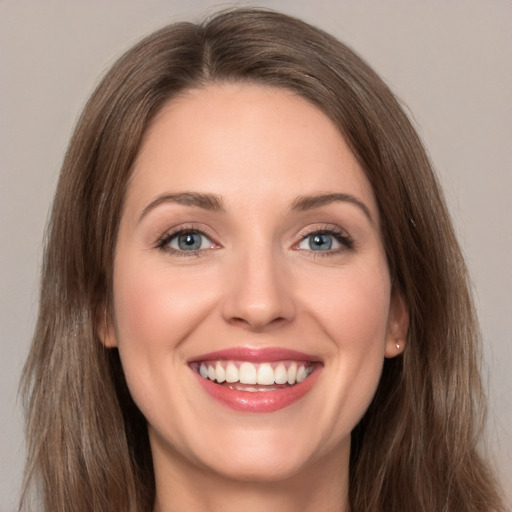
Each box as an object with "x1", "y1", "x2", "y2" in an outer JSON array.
[{"x1": 1, "y1": 1, "x2": 510, "y2": 509}]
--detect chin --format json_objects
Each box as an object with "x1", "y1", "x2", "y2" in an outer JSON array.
[
  {"x1": 202, "y1": 450, "x2": 313, "y2": 483},
  {"x1": 187, "y1": 424, "x2": 341, "y2": 484}
]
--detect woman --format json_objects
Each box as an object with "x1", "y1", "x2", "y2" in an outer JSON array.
[{"x1": 20, "y1": 8, "x2": 504, "y2": 512}]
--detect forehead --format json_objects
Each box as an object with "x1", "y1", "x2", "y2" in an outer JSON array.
[{"x1": 127, "y1": 82, "x2": 378, "y2": 218}]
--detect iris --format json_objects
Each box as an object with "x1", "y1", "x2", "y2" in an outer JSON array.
[
  {"x1": 309, "y1": 233, "x2": 333, "y2": 251},
  {"x1": 178, "y1": 233, "x2": 203, "y2": 250}
]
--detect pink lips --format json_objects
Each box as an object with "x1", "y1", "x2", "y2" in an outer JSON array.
[{"x1": 189, "y1": 348, "x2": 322, "y2": 413}]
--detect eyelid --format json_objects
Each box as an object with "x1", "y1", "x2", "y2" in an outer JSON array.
[
  {"x1": 154, "y1": 223, "x2": 353, "y2": 256},
  {"x1": 155, "y1": 224, "x2": 220, "y2": 254},
  {"x1": 294, "y1": 224, "x2": 354, "y2": 253},
  {"x1": 296, "y1": 233, "x2": 342, "y2": 251}
]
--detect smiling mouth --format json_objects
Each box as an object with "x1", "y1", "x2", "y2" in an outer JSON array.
[
  {"x1": 189, "y1": 348, "x2": 322, "y2": 412},
  {"x1": 191, "y1": 360, "x2": 316, "y2": 391}
]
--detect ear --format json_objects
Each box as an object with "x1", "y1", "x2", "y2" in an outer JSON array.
[
  {"x1": 96, "y1": 306, "x2": 118, "y2": 348},
  {"x1": 384, "y1": 289, "x2": 409, "y2": 358}
]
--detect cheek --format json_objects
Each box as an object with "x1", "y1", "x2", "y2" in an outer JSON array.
[
  {"x1": 326, "y1": 263, "x2": 392, "y2": 391},
  {"x1": 110, "y1": 254, "x2": 226, "y2": 447},
  {"x1": 297, "y1": 259, "x2": 392, "y2": 437},
  {"x1": 110, "y1": 254, "x2": 219, "y2": 399},
  {"x1": 302, "y1": 259, "x2": 392, "y2": 351},
  {"x1": 113, "y1": 257, "x2": 216, "y2": 347}
]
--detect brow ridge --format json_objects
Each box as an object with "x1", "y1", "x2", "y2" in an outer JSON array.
[
  {"x1": 140, "y1": 191, "x2": 372, "y2": 223},
  {"x1": 139, "y1": 192, "x2": 225, "y2": 222},
  {"x1": 291, "y1": 193, "x2": 373, "y2": 222}
]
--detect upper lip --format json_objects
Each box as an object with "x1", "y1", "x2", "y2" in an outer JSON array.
[{"x1": 188, "y1": 347, "x2": 323, "y2": 364}]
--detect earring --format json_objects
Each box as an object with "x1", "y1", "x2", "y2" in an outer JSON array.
[{"x1": 396, "y1": 343, "x2": 401, "y2": 350}]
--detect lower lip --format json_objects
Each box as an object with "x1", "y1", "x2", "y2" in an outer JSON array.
[{"x1": 192, "y1": 367, "x2": 321, "y2": 413}]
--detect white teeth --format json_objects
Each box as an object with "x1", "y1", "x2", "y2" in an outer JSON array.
[
  {"x1": 198, "y1": 360, "x2": 314, "y2": 387},
  {"x1": 257, "y1": 363, "x2": 274, "y2": 385},
  {"x1": 287, "y1": 362, "x2": 297, "y2": 385},
  {"x1": 215, "y1": 361, "x2": 225, "y2": 383},
  {"x1": 274, "y1": 363, "x2": 288, "y2": 385},
  {"x1": 225, "y1": 362, "x2": 239, "y2": 383},
  {"x1": 296, "y1": 365, "x2": 308, "y2": 383},
  {"x1": 239, "y1": 362, "x2": 257, "y2": 384}
]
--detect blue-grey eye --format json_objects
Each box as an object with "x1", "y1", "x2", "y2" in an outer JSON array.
[
  {"x1": 168, "y1": 232, "x2": 212, "y2": 251},
  {"x1": 298, "y1": 233, "x2": 341, "y2": 251}
]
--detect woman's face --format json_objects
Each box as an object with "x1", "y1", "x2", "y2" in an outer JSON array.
[{"x1": 104, "y1": 83, "x2": 407, "y2": 485}]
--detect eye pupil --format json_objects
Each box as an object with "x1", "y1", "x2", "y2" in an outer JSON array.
[
  {"x1": 178, "y1": 233, "x2": 201, "y2": 250},
  {"x1": 310, "y1": 234, "x2": 332, "y2": 250}
]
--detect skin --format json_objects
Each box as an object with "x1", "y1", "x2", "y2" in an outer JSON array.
[{"x1": 101, "y1": 83, "x2": 408, "y2": 512}]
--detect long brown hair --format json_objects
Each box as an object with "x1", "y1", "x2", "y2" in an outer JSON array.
[{"x1": 21, "y1": 8, "x2": 504, "y2": 512}]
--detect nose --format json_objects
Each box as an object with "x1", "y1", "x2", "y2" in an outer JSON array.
[{"x1": 221, "y1": 247, "x2": 296, "y2": 332}]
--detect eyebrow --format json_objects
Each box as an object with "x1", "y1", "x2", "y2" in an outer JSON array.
[
  {"x1": 139, "y1": 191, "x2": 373, "y2": 224},
  {"x1": 139, "y1": 192, "x2": 225, "y2": 222},
  {"x1": 290, "y1": 193, "x2": 373, "y2": 223}
]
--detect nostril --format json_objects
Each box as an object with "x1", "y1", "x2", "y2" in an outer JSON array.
[
  {"x1": 228, "y1": 315, "x2": 288, "y2": 331},
  {"x1": 221, "y1": 263, "x2": 296, "y2": 330}
]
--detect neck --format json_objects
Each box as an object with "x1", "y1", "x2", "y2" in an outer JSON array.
[{"x1": 151, "y1": 442, "x2": 350, "y2": 512}]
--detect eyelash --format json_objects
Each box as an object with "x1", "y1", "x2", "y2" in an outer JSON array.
[
  {"x1": 155, "y1": 225, "x2": 354, "y2": 257},
  {"x1": 155, "y1": 225, "x2": 216, "y2": 257},
  {"x1": 297, "y1": 226, "x2": 354, "y2": 256}
]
